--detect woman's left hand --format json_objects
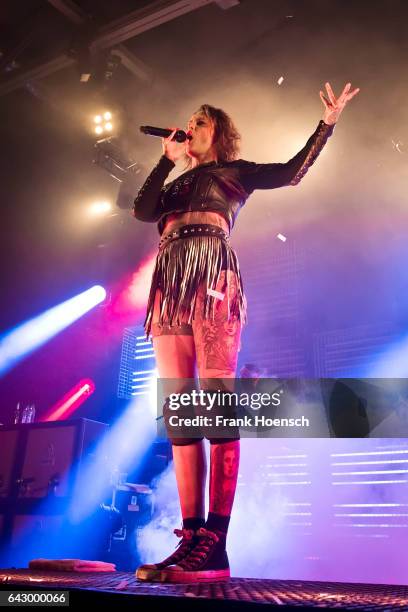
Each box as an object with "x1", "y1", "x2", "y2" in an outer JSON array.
[{"x1": 320, "y1": 82, "x2": 360, "y2": 125}]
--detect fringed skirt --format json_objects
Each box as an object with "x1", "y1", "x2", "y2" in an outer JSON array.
[{"x1": 144, "y1": 224, "x2": 247, "y2": 338}]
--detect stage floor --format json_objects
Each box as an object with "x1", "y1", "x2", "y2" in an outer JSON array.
[{"x1": 0, "y1": 569, "x2": 407, "y2": 610}]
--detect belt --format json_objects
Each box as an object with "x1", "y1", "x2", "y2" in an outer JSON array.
[{"x1": 159, "y1": 224, "x2": 230, "y2": 249}]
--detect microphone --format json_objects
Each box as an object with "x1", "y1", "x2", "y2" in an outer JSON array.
[{"x1": 140, "y1": 126, "x2": 191, "y2": 143}]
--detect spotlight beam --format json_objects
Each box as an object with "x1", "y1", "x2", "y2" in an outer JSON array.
[
  {"x1": 42, "y1": 379, "x2": 96, "y2": 421},
  {"x1": 0, "y1": 285, "x2": 106, "y2": 376}
]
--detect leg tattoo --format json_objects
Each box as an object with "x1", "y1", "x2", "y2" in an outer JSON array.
[
  {"x1": 209, "y1": 440, "x2": 240, "y2": 515},
  {"x1": 193, "y1": 271, "x2": 241, "y2": 374}
]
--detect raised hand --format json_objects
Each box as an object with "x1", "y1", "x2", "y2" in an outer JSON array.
[{"x1": 320, "y1": 82, "x2": 360, "y2": 125}]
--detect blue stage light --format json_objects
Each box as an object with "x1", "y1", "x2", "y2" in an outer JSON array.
[{"x1": 0, "y1": 285, "x2": 106, "y2": 376}]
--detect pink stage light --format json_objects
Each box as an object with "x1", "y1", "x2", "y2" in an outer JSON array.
[
  {"x1": 42, "y1": 378, "x2": 96, "y2": 422},
  {"x1": 110, "y1": 254, "x2": 156, "y2": 316},
  {"x1": 127, "y1": 255, "x2": 156, "y2": 308}
]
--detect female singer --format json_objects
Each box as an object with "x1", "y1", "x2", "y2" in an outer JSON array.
[{"x1": 133, "y1": 82, "x2": 359, "y2": 583}]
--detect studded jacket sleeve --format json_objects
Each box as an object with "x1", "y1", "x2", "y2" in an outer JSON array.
[
  {"x1": 133, "y1": 155, "x2": 175, "y2": 222},
  {"x1": 238, "y1": 120, "x2": 335, "y2": 194}
]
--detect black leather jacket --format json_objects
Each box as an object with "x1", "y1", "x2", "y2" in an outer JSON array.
[{"x1": 133, "y1": 120, "x2": 335, "y2": 235}]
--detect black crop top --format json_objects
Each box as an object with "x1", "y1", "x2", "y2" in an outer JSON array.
[{"x1": 133, "y1": 120, "x2": 335, "y2": 235}]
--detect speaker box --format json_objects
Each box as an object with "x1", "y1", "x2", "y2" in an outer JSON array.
[
  {"x1": 0, "y1": 419, "x2": 109, "y2": 566},
  {"x1": 0, "y1": 419, "x2": 107, "y2": 501},
  {"x1": 16, "y1": 419, "x2": 107, "y2": 499}
]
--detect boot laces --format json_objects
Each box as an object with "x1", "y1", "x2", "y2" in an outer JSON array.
[
  {"x1": 173, "y1": 528, "x2": 195, "y2": 553},
  {"x1": 180, "y1": 527, "x2": 220, "y2": 569},
  {"x1": 153, "y1": 528, "x2": 197, "y2": 567},
  {"x1": 174, "y1": 528, "x2": 194, "y2": 540}
]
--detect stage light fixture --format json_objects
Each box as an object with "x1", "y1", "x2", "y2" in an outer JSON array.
[
  {"x1": 92, "y1": 110, "x2": 114, "y2": 136},
  {"x1": 93, "y1": 137, "x2": 141, "y2": 185}
]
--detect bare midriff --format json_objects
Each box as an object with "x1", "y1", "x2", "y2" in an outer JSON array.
[{"x1": 163, "y1": 211, "x2": 229, "y2": 236}]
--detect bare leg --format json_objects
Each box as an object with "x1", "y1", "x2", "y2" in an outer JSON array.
[
  {"x1": 172, "y1": 442, "x2": 206, "y2": 518},
  {"x1": 137, "y1": 303, "x2": 207, "y2": 580},
  {"x1": 149, "y1": 274, "x2": 243, "y2": 581},
  {"x1": 152, "y1": 290, "x2": 206, "y2": 522}
]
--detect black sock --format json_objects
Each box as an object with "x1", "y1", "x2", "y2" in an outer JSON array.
[
  {"x1": 183, "y1": 517, "x2": 205, "y2": 531},
  {"x1": 206, "y1": 512, "x2": 230, "y2": 535}
]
